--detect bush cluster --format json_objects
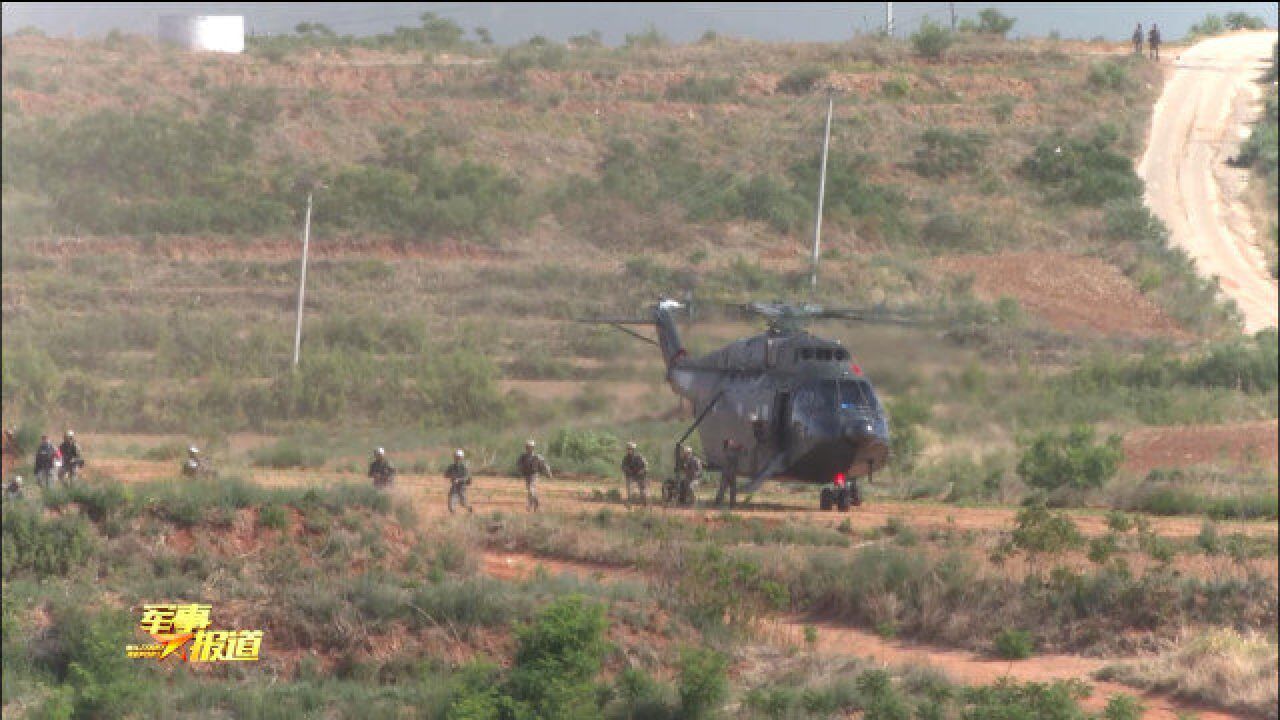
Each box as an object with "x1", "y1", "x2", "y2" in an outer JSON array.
[{"x1": 1019, "y1": 126, "x2": 1141, "y2": 206}]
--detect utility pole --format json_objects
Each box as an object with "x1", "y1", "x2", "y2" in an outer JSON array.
[
  {"x1": 950, "y1": 2, "x2": 957, "y2": 31},
  {"x1": 885, "y1": 2, "x2": 893, "y2": 36},
  {"x1": 292, "y1": 188, "x2": 315, "y2": 369},
  {"x1": 809, "y1": 90, "x2": 834, "y2": 294}
]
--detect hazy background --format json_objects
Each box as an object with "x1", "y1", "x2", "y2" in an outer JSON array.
[{"x1": 3, "y1": 2, "x2": 1277, "y2": 45}]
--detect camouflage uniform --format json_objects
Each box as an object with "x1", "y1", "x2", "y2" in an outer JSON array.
[
  {"x1": 715, "y1": 439, "x2": 745, "y2": 509},
  {"x1": 445, "y1": 460, "x2": 473, "y2": 514},
  {"x1": 621, "y1": 449, "x2": 648, "y2": 507},
  {"x1": 678, "y1": 452, "x2": 703, "y2": 505},
  {"x1": 368, "y1": 457, "x2": 396, "y2": 487},
  {"x1": 517, "y1": 450, "x2": 550, "y2": 512},
  {"x1": 58, "y1": 437, "x2": 82, "y2": 484},
  {"x1": 33, "y1": 438, "x2": 56, "y2": 490}
]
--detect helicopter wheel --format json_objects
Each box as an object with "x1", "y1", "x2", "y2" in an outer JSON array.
[
  {"x1": 819, "y1": 487, "x2": 834, "y2": 511},
  {"x1": 849, "y1": 479, "x2": 862, "y2": 508}
]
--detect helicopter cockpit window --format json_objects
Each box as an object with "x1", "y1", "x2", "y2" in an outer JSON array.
[
  {"x1": 816, "y1": 348, "x2": 832, "y2": 361},
  {"x1": 839, "y1": 380, "x2": 872, "y2": 409},
  {"x1": 794, "y1": 382, "x2": 836, "y2": 416},
  {"x1": 835, "y1": 348, "x2": 849, "y2": 361}
]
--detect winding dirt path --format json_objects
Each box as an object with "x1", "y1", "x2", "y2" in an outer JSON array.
[{"x1": 1138, "y1": 31, "x2": 1279, "y2": 333}]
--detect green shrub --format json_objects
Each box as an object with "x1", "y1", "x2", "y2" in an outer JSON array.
[
  {"x1": 777, "y1": 66, "x2": 828, "y2": 95},
  {"x1": 2, "y1": 507, "x2": 99, "y2": 578},
  {"x1": 1011, "y1": 501, "x2": 1083, "y2": 555},
  {"x1": 507, "y1": 596, "x2": 609, "y2": 718},
  {"x1": 259, "y1": 503, "x2": 289, "y2": 530},
  {"x1": 678, "y1": 647, "x2": 728, "y2": 720},
  {"x1": 1016, "y1": 425, "x2": 1122, "y2": 492},
  {"x1": 960, "y1": 678, "x2": 1091, "y2": 719},
  {"x1": 880, "y1": 75, "x2": 910, "y2": 99},
  {"x1": 911, "y1": 19, "x2": 954, "y2": 61},
  {"x1": 1020, "y1": 127, "x2": 1141, "y2": 206},
  {"x1": 1087, "y1": 60, "x2": 1134, "y2": 92},
  {"x1": 914, "y1": 128, "x2": 989, "y2": 178},
  {"x1": 973, "y1": 8, "x2": 1016, "y2": 37},
  {"x1": 993, "y1": 628, "x2": 1034, "y2": 659},
  {"x1": 251, "y1": 438, "x2": 327, "y2": 469},
  {"x1": 1187, "y1": 14, "x2": 1226, "y2": 38},
  {"x1": 666, "y1": 75, "x2": 739, "y2": 103},
  {"x1": 1103, "y1": 694, "x2": 1145, "y2": 720}
]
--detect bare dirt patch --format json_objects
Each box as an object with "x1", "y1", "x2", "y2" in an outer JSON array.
[
  {"x1": 1123, "y1": 420, "x2": 1278, "y2": 475},
  {"x1": 933, "y1": 252, "x2": 1189, "y2": 338}
]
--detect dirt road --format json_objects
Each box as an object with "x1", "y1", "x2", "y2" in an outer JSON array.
[{"x1": 1138, "y1": 31, "x2": 1279, "y2": 333}]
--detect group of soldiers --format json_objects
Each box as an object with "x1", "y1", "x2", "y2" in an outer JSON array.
[
  {"x1": 367, "y1": 437, "x2": 748, "y2": 515},
  {"x1": 4, "y1": 429, "x2": 83, "y2": 499},
  {"x1": 368, "y1": 440, "x2": 553, "y2": 514},
  {"x1": 1132, "y1": 23, "x2": 1162, "y2": 61}
]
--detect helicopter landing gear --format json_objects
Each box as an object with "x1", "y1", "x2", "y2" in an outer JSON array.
[
  {"x1": 820, "y1": 483, "x2": 858, "y2": 511},
  {"x1": 819, "y1": 487, "x2": 834, "y2": 511}
]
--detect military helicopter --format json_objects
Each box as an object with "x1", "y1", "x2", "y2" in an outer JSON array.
[
  {"x1": 587, "y1": 93, "x2": 919, "y2": 510},
  {"x1": 591, "y1": 297, "x2": 911, "y2": 510}
]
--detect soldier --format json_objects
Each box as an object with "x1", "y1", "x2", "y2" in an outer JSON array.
[
  {"x1": 445, "y1": 449, "x2": 473, "y2": 514},
  {"x1": 368, "y1": 447, "x2": 396, "y2": 488},
  {"x1": 620, "y1": 442, "x2": 648, "y2": 508},
  {"x1": 5, "y1": 476, "x2": 23, "y2": 501},
  {"x1": 1131, "y1": 23, "x2": 1143, "y2": 55},
  {"x1": 33, "y1": 435, "x2": 56, "y2": 489},
  {"x1": 58, "y1": 431, "x2": 83, "y2": 484},
  {"x1": 677, "y1": 444, "x2": 702, "y2": 506},
  {"x1": 182, "y1": 446, "x2": 203, "y2": 478},
  {"x1": 1148, "y1": 24, "x2": 1161, "y2": 61},
  {"x1": 517, "y1": 440, "x2": 551, "y2": 512},
  {"x1": 715, "y1": 438, "x2": 745, "y2": 509}
]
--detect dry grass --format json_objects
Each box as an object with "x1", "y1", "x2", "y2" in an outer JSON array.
[{"x1": 1096, "y1": 628, "x2": 1279, "y2": 719}]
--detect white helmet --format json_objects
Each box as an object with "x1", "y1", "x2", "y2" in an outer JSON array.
[
  {"x1": 189, "y1": 446, "x2": 199, "y2": 455},
  {"x1": 454, "y1": 449, "x2": 465, "y2": 459},
  {"x1": 525, "y1": 440, "x2": 536, "y2": 449},
  {"x1": 626, "y1": 442, "x2": 637, "y2": 451},
  {"x1": 375, "y1": 447, "x2": 385, "y2": 457},
  {"x1": 66, "y1": 430, "x2": 75, "y2": 439}
]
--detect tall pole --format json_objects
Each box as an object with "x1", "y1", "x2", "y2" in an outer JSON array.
[
  {"x1": 809, "y1": 91, "x2": 834, "y2": 294},
  {"x1": 950, "y1": 2, "x2": 956, "y2": 31},
  {"x1": 292, "y1": 190, "x2": 313, "y2": 369},
  {"x1": 885, "y1": 2, "x2": 893, "y2": 36}
]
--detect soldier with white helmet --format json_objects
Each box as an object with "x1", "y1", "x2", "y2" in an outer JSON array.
[
  {"x1": 368, "y1": 447, "x2": 396, "y2": 488},
  {"x1": 516, "y1": 440, "x2": 551, "y2": 512},
  {"x1": 58, "y1": 430, "x2": 83, "y2": 485},
  {"x1": 182, "y1": 446, "x2": 205, "y2": 478},
  {"x1": 445, "y1": 449, "x2": 473, "y2": 514},
  {"x1": 620, "y1": 441, "x2": 649, "y2": 508}
]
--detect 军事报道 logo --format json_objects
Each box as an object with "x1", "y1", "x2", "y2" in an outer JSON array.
[{"x1": 125, "y1": 603, "x2": 263, "y2": 663}]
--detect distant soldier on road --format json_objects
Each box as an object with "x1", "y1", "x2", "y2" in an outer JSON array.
[
  {"x1": 33, "y1": 435, "x2": 56, "y2": 489},
  {"x1": 445, "y1": 449, "x2": 473, "y2": 514},
  {"x1": 715, "y1": 438, "x2": 746, "y2": 510},
  {"x1": 1148, "y1": 24, "x2": 1161, "y2": 61},
  {"x1": 517, "y1": 440, "x2": 551, "y2": 512},
  {"x1": 368, "y1": 447, "x2": 396, "y2": 488},
  {"x1": 621, "y1": 442, "x2": 648, "y2": 508},
  {"x1": 1132, "y1": 23, "x2": 1143, "y2": 55}
]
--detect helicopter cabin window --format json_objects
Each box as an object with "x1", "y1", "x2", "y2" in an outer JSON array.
[
  {"x1": 835, "y1": 348, "x2": 849, "y2": 361},
  {"x1": 839, "y1": 380, "x2": 874, "y2": 409}
]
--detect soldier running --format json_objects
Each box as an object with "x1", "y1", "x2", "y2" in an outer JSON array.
[
  {"x1": 517, "y1": 440, "x2": 551, "y2": 512},
  {"x1": 621, "y1": 442, "x2": 648, "y2": 508},
  {"x1": 368, "y1": 447, "x2": 396, "y2": 488},
  {"x1": 1148, "y1": 24, "x2": 1161, "y2": 61},
  {"x1": 445, "y1": 449, "x2": 473, "y2": 514},
  {"x1": 715, "y1": 438, "x2": 746, "y2": 510}
]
